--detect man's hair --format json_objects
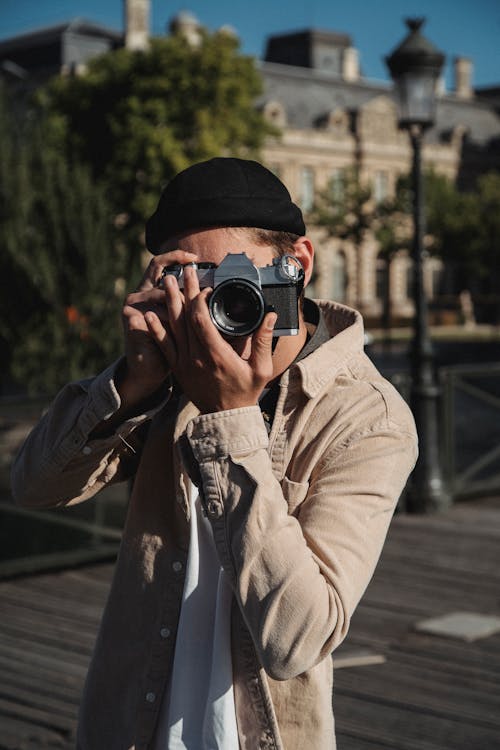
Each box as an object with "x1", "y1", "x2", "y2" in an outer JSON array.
[
  {"x1": 237, "y1": 228, "x2": 301, "y2": 257},
  {"x1": 237, "y1": 228, "x2": 306, "y2": 306}
]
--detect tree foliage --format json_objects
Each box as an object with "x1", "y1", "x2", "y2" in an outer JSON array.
[
  {"x1": 426, "y1": 171, "x2": 500, "y2": 292},
  {"x1": 311, "y1": 166, "x2": 374, "y2": 248},
  {"x1": 37, "y1": 30, "x2": 275, "y2": 244},
  {"x1": 373, "y1": 175, "x2": 412, "y2": 262},
  {"x1": 311, "y1": 164, "x2": 500, "y2": 322},
  {"x1": 311, "y1": 167, "x2": 374, "y2": 301},
  {"x1": 378, "y1": 168, "x2": 500, "y2": 295},
  {"x1": 0, "y1": 84, "x2": 123, "y2": 394},
  {"x1": 1, "y1": 29, "x2": 275, "y2": 395}
]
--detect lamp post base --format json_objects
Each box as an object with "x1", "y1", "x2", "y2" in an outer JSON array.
[
  {"x1": 405, "y1": 381, "x2": 452, "y2": 513},
  {"x1": 405, "y1": 476, "x2": 452, "y2": 514}
]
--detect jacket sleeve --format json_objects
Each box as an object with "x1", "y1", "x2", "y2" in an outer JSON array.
[
  {"x1": 184, "y1": 403, "x2": 417, "y2": 681},
  {"x1": 11, "y1": 360, "x2": 166, "y2": 509}
]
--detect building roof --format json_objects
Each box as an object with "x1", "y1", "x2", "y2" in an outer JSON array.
[
  {"x1": 0, "y1": 19, "x2": 123, "y2": 80},
  {"x1": 1, "y1": 17, "x2": 498, "y2": 151},
  {"x1": 0, "y1": 19, "x2": 123, "y2": 55},
  {"x1": 259, "y1": 60, "x2": 500, "y2": 148}
]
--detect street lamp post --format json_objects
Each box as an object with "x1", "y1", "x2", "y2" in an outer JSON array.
[{"x1": 386, "y1": 18, "x2": 451, "y2": 512}]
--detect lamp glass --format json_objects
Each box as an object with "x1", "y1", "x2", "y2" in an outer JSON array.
[{"x1": 395, "y1": 71, "x2": 438, "y2": 127}]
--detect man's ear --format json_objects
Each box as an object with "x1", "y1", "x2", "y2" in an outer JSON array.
[{"x1": 292, "y1": 237, "x2": 315, "y2": 288}]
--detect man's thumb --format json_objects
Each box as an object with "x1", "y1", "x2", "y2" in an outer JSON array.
[{"x1": 250, "y1": 312, "x2": 277, "y2": 369}]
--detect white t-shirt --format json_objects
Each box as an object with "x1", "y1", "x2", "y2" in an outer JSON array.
[{"x1": 153, "y1": 485, "x2": 239, "y2": 749}]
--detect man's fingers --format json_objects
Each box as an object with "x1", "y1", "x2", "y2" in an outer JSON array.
[
  {"x1": 144, "y1": 311, "x2": 177, "y2": 365},
  {"x1": 125, "y1": 312, "x2": 149, "y2": 333},
  {"x1": 163, "y1": 274, "x2": 184, "y2": 323},
  {"x1": 163, "y1": 274, "x2": 191, "y2": 363},
  {"x1": 137, "y1": 251, "x2": 199, "y2": 291},
  {"x1": 124, "y1": 290, "x2": 169, "y2": 326},
  {"x1": 188, "y1": 288, "x2": 231, "y2": 354},
  {"x1": 249, "y1": 313, "x2": 277, "y2": 377},
  {"x1": 183, "y1": 264, "x2": 201, "y2": 304}
]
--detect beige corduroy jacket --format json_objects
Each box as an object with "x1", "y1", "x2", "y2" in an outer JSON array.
[{"x1": 12, "y1": 300, "x2": 418, "y2": 750}]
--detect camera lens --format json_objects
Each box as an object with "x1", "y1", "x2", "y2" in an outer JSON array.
[{"x1": 209, "y1": 280, "x2": 264, "y2": 337}]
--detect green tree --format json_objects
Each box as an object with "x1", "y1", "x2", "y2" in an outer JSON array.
[
  {"x1": 311, "y1": 166, "x2": 374, "y2": 303},
  {"x1": 426, "y1": 170, "x2": 500, "y2": 322},
  {"x1": 373, "y1": 176, "x2": 413, "y2": 330},
  {"x1": 0, "y1": 84, "x2": 122, "y2": 394},
  {"x1": 426, "y1": 171, "x2": 500, "y2": 293},
  {"x1": 2, "y1": 28, "x2": 275, "y2": 394},
  {"x1": 376, "y1": 169, "x2": 500, "y2": 323},
  {"x1": 38, "y1": 29, "x2": 276, "y2": 257}
]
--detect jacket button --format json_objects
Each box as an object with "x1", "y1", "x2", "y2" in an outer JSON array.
[
  {"x1": 207, "y1": 500, "x2": 221, "y2": 518},
  {"x1": 160, "y1": 627, "x2": 171, "y2": 639},
  {"x1": 145, "y1": 692, "x2": 156, "y2": 703},
  {"x1": 172, "y1": 561, "x2": 182, "y2": 573}
]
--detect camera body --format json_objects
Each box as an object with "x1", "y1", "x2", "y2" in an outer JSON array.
[{"x1": 159, "y1": 252, "x2": 304, "y2": 337}]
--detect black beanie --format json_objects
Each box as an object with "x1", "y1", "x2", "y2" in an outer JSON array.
[{"x1": 145, "y1": 157, "x2": 306, "y2": 254}]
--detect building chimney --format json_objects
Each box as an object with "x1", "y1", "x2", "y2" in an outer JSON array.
[
  {"x1": 169, "y1": 11, "x2": 202, "y2": 47},
  {"x1": 124, "y1": 0, "x2": 150, "y2": 51},
  {"x1": 342, "y1": 47, "x2": 359, "y2": 82},
  {"x1": 454, "y1": 56, "x2": 473, "y2": 99},
  {"x1": 435, "y1": 74, "x2": 446, "y2": 96}
]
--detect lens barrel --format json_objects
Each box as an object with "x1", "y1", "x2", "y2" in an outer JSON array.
[{"x1": 209, "y1": 280, "x2": 265, "y2": 336}]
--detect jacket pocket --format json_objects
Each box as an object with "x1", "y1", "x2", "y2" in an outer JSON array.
[{"x1": 281, "y1": 476, "x2": 309, "y2": 516}]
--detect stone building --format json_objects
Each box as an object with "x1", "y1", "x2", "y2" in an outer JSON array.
[
  {"x1": 2, "y1": 5, "x2": 500, "y2": 324},
  {"x1": 256, "y1": 29, "x2": 500, "y2": 322}
]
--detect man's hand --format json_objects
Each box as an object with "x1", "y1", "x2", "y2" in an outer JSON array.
[
  {"x1": 144, "y1": 265, "x2": 277, "y2": 413},
  {"x1": 118, "y1": 251, "x2": 198, "y2": 409}
]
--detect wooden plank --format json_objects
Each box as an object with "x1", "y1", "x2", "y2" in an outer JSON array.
[
  {"x1": 336, "y1": 734, "x2": 398, "y2": 750},
  {"x1": 386, "y1": 641, "x2": 500, "y2": 685},
  {"x1": 0, "y1": 696, "x2": 75, "y2": 735},
  {"x1": 0, "y1": 653, "x2": 83, "y2": 693},
  {"x1": 0, "y1": 584, "x2": 105, "y2": 623},
  {"x1": 0, "y1": 605, "x2": 100, "y2": 652},
  {"x1": 1, "y1": 499, "x2": 500, "y2": 749},
  {"x1": 332, "y1": 499, "x2": 500, "y2": 750},
  {"x1": 0, "y1": 682, "x2": 78, "y2": 721},
  {"x1": 333, "y1": 693, "x2": 500, "y2": 750},
  {"x1": 0, "y1": 640, "x2": 88, "y2": 679},
  {"x1": 0, "y1": 665, "x2": 81, "y2": 706},
  {"x1": 336, "y1": 661, "x2": 500, "y2": 729},
  {"x1": 333, "y1": 646, "x2": 386, "y2": 669},
  {"x1": 0, "y1": 714, "x2": 68, "y2": 750}
]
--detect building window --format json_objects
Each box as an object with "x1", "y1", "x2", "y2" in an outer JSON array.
[
  {"x1": 430, "y1": 265, "x2": 444, "y2": 299},
  {"x1": 376, "y1": 255, "x2": 388, "y2": 301},
  {"x1": 374, "y1": 171, "x2": 389, "y2": 204},
  {"x1": 332, "y1": 250, "x2": 347, "y2": 302},
  {"x1": 300, "y1": 167, "x2": 315, "y2": 213},
  {"x1": 330, "y1": 168, "x2": 344, "y2": 202}
]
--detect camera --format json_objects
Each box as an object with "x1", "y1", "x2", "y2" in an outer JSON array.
[{"x1": 158, "y1": 252, "x2": 304, "y2": 337}]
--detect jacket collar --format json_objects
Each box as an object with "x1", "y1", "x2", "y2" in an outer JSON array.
[{"x1": 293, "y1": 299, "x2": 365, "y2": 399}]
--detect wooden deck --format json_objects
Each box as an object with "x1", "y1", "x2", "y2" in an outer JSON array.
[{"x1": 0, "y1": 498, "x2": 499, "y2": 749}]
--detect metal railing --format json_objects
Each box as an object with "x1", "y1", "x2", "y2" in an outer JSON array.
[
  {"x1": 389, "y1": 362, "x2": 500, "y2": 503},
  {"x1": 441, "y1": 362, "x2": 500, "y2": 499}
]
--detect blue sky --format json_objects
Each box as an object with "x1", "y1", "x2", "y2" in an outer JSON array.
[{"x1": 1, "y1": 0, "x2": 499, "y2": 88}]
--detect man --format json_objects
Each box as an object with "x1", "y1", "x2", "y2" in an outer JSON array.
[{"x1": 12, "y1": 158, "x2": 417, "y2": 749}]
